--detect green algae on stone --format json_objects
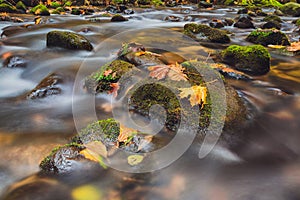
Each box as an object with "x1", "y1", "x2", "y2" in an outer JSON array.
[
  {"x1": 184, "y1": 23, "x2": 230, "y2": 43},
  {"x1": 30, "y1": 4, "x2": 50, "y2": 15},
  {"x1": 0, "y1": 3, "x2": 16, "y2": 13},
  {"x1": 263, "y1": 15, "x2": 282, "y2": 23},
  {"x1": 46, "y1": 30, "x2": 93, "y2": 51},
  {"x1": 16, "y1": 1, "x2": 26, "y2": 11},
  {"x1": 280, "y1": 2, "x2": 300, "y2": 16},
  {"x1": 84, "y1": 60, "x2": 135, "y2": 94},
  {"x1": 221, "y1": 44, "x2": 270, "y2": 75},
  {"x1": 246, "y1": 28, "x2": 290, "y2": 46}
]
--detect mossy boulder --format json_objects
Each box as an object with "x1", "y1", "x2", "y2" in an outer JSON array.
[
  {"x1": 111, "y1": 14, "x2": 128, "y2": 22},
  {"x1": 246, "y1": 28, "x2": 290, "y2": 46},
  {"x1": 184, "y1": 23, "x2": 230, "y2": 43},
  {"x1": 0, "y1": 3, "x2": 16, "y2": 13},
  {"x1": 39, "y1": 143, "x2": 85, "y2": 173},
  {"x1": 30, "y1": 4, "x2": 50, "y2": 16},
  {"x1": 263, "y1": 15, "x2": 282, "y2": 23},
  {"x1": 46, "y1": 31, "x2": 93, "y2": 51},
  {"x1": 16, "y1": 1, "x2": 26, "y2": 11},
  {"x1": 261, "y1": 21, "x2": 281, "y2": 29},
  {"x1": 84, "y1": 60, "x2": 135, "y2": 94},
  {"x1": 221, "y1": 45, "x2": 270, "y2": 75},
  {"x1": 279, "y1": 2, "x2": 300, "y2": 16},
  {"x1": 52, "y1": 6, "x2": 64, "y2": 14}
]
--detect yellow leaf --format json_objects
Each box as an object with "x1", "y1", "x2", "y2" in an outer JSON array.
[
  {"x1": 127, "y1": 154, "x2": 144, "y2": 166},
  {"x1": 80, "y1": 141, "x2": 107, "y2": 162},
  {"x1": 118, "y1": 124, "x2": 137, "y2": 143},
  {"x1": 72, "y1": 185, "x2": 102, "y2": 200},
  {"x1": 268, "y1": 44, "x2": 286, "y2": 49},
  {"x1": 179, "y1": 85, "x2": 207, "y2": 108}
]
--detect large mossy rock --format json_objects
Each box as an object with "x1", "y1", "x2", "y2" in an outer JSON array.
[
  {"x1": 221, "y1": 45, "x2": 270, "y2": 75},
  {"x1": 84, "y1": 60, "x2": 136, "y2": 94},
  {"x1": 0, "y1": 3, "x2": 16, "y2": 13},
  {"x1": 46, "y1": 31, "x2": 93, "y2": 51},
  {"x1": 30, "y1": 4, "x2": 50, "y2": 16},
  {"x1": 246, "y1": 28, "x2": 290, "y2": 46},
  {"x1": 184, "y1": 23, "x2": 230, "y2": 43},
  {"x1": 279, "y1": 2, "x2": 300, "y2": 16}
]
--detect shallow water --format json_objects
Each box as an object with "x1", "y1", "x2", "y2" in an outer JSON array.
[{"x1": 1, "y1": 5, "x2": 300, "y2": 199}]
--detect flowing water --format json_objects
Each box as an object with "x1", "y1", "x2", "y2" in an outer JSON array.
[{"x1": 1, "y1": 5, "x2": 300, "y2": 199}]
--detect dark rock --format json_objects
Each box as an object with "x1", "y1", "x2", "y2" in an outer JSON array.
[
  {"x1": 221, "y1": 45, "x2": 270, "y2": 75},
  {"x1": 224, "y1": 18, "x2": 234, "y2": 26},
  {"x1": 280, "y1": 2, "x2": 300, "y2": 16},
  {"x1": 118, "y1": 4, "x2": 128, "y2": 12},
  {"x1": 22, "y1": 0, "x2": 39, "y2": 6},
  {"x1": 71, "y1": 8, "x2": 81, "y2": 15},
  {"x1": 261, "y1": 21, "x2": 281, "y2": 30},
  {"x1": 27, "y1": 73, "x2": 63, "y2": 99},
  {"x1": 3, "y1": 55, "x2": 27, "y2": 68},
  {"x1": 46, "y1": 30, "x2": 93, "y2": 51},
  {"x1": 184, "y1": 23, "x2": 230, "y2": 43},
  {"x1": 39, "y1": 143, "x2": 85, "y2": 173},
  {"x1": 0, "y1": 3, "x2": 16, "y2": 13},
  {"x1": 111, "y1": 14, "x2": 128, "y2": 22},
  {"x1": 123, "y1": 9, "x2": 134, "y2": 15},
  {"x1": 246, "y1": 28, "x2": 290, "y2": 46},
  {"x1": 234, "y1": 15, "x2": 255, "y2": 29},
  {"x1": 209, "y1": 19, "x2": 225, "y2": 28},
  {"x1": 30, "y1": 4, "x2": 50, "y2": 16},
  {"x1": 105, "y1": 5, "x2": 120, "y2": 14},
  {"x1": 256, "y1": 9, "x2": 268, "y2": 16},
  {"x1": 89, "y1": 0, "x2": 103, "y2": 6},
  {"x1": 165, "y1": 0, "x2": 177, "y2": 7},
  {"x1": 263, "y1": 15, "x2": 282, "y2": 23},
  {"x1": 198, "y1": 1, "x2": 213, "y2": 8},
  {"x1": 237, "y1": 8, "x2": 248, "y2": 14},
  {"x1": 165, "y1": 15, "x2": 181, "y2": 22}
]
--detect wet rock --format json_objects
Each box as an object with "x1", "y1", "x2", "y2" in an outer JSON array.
[
  {"x1": 237, "y1": 8, "x2": 248, "y2": 14},
  {"x1": 46, "y1": 30, "x2": 93, "y2": 51},
  {"x1": 0, "y1": 25, "x2": 28, "y2": 37},
  {"x1": 246, "y1": 28, "x2": 290, "y2": 46},
  {"x1": 209, "y1": 19, "x2": 225, "y2": 28},
  {"x1": 184, "y1": 23, "x2": 230, "y2": 43},
  {"x1": 263, "y1": 15, "x2": 282, "y2": 23},
  {"x1": 39, "y1": 143, "x2": 85, "y2": 173},
  {"x1": 84, "y1": 60, "x2": 135, "y2": 94},
  {"x1": 261, "y1": 21, "x2": 281, "y2": 30},
  {"x1": 198, "y1": 1, "x2": 213, "y2": 8},
  {"x1": 89, "y1": 0, "x2": 103, "y2": 6},
  {"x1": 280, "y1": 2, "x2": 300, "y2": 16},
  {"x1": 0, "y1": 13, "x2": 22, "y2": 22},
  {"x1": 234, "y1": 15, "x2": 255, "y2": 29},
  {"x1": 224, "y1": 18, "x2": 234, "y2": 26},
  {"x1": 274, "y1": 9, "x2": 284, "y2": 16},
  {"x1": 105, "y1": 5, "x2": 120, "y2": 14},
  {"x1": 165, "y1": 15, "x2": 181, "y2": 22},
  {"x1": 27, "y1": 73, "x2": 63, "y2": 99},
  {"x1": 71, "y1": 8, "x2": 81, "y2": 15},
  {"x1": 118, "y1": 5, "x2": 128, "y2": 12},
  {"x1": 3, "y1": 55, "x2": 27, "y2": 68},
  {"x1": 124, "y1": 51, "x2": 165, "y2": 67},
  {"x1": 22, "y1": 0, "x2": 39, "y2": 6},
  {"x1": 111, "y1": 14, "x2": 128, "y2": 22},
  {"x1": 123, "y1": 9, "x2": 134, "y2": 15},
  {"x1": 256, "y1": 9, "x2": 268, "y2": 16},
  {"x1": 221, "y1": 45, "x2": 270, "y2": 75},
  {"x1": 30, "y1": 4, "x2": 50, "y2": 16},
  {"x1": 16, "y1": 1, "x2": 26, "y2": 12},
  {"x1": 0, "y1": 3, "x2": 16, "y2": 13}
]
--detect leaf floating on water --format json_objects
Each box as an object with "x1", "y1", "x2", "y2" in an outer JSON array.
[
  {"x1": 128, "y1": 154, "x2": 144, "y2": 166},
  {"x1": 80, "y1": 141, "x2": 108, "y2": 163},
  {"x1": 72, "y1": 185, "x2": 102, "y2": 200},
  {"x1": 148, "y1": 63, "x2": 188, "y2": 81},
  {"x1": 108, "y1": 82, "x2": 119, "y2": 97},
  {"x1": 179, "y1": 85, "x2": 207, "y2": 108}
]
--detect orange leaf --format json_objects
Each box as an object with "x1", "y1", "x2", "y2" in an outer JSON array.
[
  {"x1": 108, "y1": 82, "x2": 119, "y2": 97},
  {"x1": 103, "y1": 69, "x2": 113, "y2": 76},
  {"x1": 287, "y1": 41, "x2": 300, "y2": 52},
  {"x1": 148, "y1": 63, "x2": 188, "y2": 81},
  {"x1": 80, "y1": 141, "x2": 108, "y2": 162},
  {"x1": 148, "y1": 65, "x2": 170, "y2": 80},
  {"x1": 168, "y1": 63, "x2": 188, "y2": 81},
  {"x1": 118, "y1": 124, "x2": 137, "y2": 143}
]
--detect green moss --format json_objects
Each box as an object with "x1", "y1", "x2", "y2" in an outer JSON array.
[
  {"x1": 16, "y1": 1, "x2": 26, "y2": 11},
  {"x1": 72, "y1": 119, "x2": 120, "y2": 145},
  {"x1": 63, "y1": 0, "x2": 72, "y2": 6},
  {"x1": 234, "y1": 0, "x2": 282, "y2": 7},
  {"x1": 224, "y1": 0, "x2": 235, "y2": 5},
  {"x1": 295, "y1": 19, "x2": 300, "y2": 26},
  {"x1": 30, "y1": 4, "x2": 50, "y2": 15},
  {"x1": 151, "y1": 0, "x2": 163, "y2": 6},
  {"x1": 184, "y1": 23, "x2": 230, "y2": 43},
  {"x1": 52, "y1": 6, "x2": 64, "y2": 14},
  {"x1": 280, "y1": 2, "x2": 300, "y2": 16},
  {"x1": 50, "y1": 1, "x2": 61, "y2": 8},
  {"x1": 85, "y1": 60, "x2": 135, "y2": 94},
  {"x1": 246, "y1": 28, "x2": 290, "y2": 46},
  {"x1": 221, "y1": 44, "x2": 270, "y2": 75},
  {"x1": 71, "y1": 8, "x2": 81, "y2": 15},
  {"x1": 0, "y1": 3, "x2": 16, "y2": 13},
  {"x1": 263, "y1": 15, "x2": 282, "y2": 23}
]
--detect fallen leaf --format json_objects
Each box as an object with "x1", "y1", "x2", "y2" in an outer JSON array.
[
  {"x1": 148, "y1": 65, "x2": 170, "y2": 80},
  {"x1": 103, "y1": 69, "x2": 113, "y2": 76},
  {"x1": 108, "y1": 82, "x2": 119, "y2": 97},
  {"x1": 118, "y1": 124, "x2": 137, "y2": 143},
  {"x1": 148, "y1": 63, "x2": 188, "y2": 81},
  {"x1": 127, "y1": 154, "x2": 144, "y2": 166},
  {"x1": 168, "y1": 63, "x2": 188, "y2": 81},
  {"x1": 287, "y1": 41, "x2": 300, "y2": 52},
  {"x1": 268, "y1": 44, "x2": 286, "y2": 49},
  {"x1": 179, "y1": 85, "x2": 207, "y2": 108},
  {"x1": 80, "y1": 141, "x2": 108, "y2": 163}
]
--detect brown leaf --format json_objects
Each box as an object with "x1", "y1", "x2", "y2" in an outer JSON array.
[
  {"x1": 118, "y1": 124, "x2": 137, "y2": 143},
  {"x1": 80, "y1": 141, "x2": 108, "y2": 162},
  {"x1": 168, "y1": 63, "x2": 188, "y2": 81},
  {"x1": 103, "y1": 69, "x2": 113, "y2": 76},
  {"x1": 179, "y1": 85, "x2": 207, "y2": 108},
  {"x1": 148, "y1": 65, "x2": 170, "y2": 80},
  {"x1": 108, "y1": 82, "x2": 119, "y2": 97}
]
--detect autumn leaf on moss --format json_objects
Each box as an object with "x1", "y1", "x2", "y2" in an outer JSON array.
[
  {"x1": 80, "y1": 141, "x2": 108, "y2": 163},
  {"x1": 179, "y1": 85, "x2": 207, "y2": 108},
  {"x1": 108, "y1": 82, "x2": 119, "y2": 97},
  {"x1": 103, "y1": 69, "x2": 112, "y2": 76},
  {"x1": 148, "y1": 63, "x2": 188, "y2": 81}
]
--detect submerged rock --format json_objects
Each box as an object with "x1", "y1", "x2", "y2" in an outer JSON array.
[
  {"x1": 279, "y1": 2, "x2": 300, "y2": 17},
  {"x1": 26, "y1": 73, "x2": 63, "y2": 99},
  {"x1": 234, "y1": 15, "x2": 255, "y2": 29},
  {"x1": 111, "y1": 14, "x2": 128, "y2": 22},
  {"x1": 221, "y1": 45, "x2": 270, "y2": 75},
  {"x1": 246, "y1": 28, "x2": 290, "y2": 46},
  {"x1": 184, "y1": 23, "x2": 230, "y2": 43},
  {"x1": 3, "y1": 55, "x2": 27, "y2": 68},
  {"x1": 46, "y1": 31, "x2": 93, "y2": 51}
]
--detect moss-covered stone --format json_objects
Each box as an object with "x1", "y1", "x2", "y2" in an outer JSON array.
[
  {"x1": 16, "y1": 1, "x2": 26, "y2": 11},
  {"x1": 279, "y1": 2, "x2": 300, "y2": 16},
  {"x1": 234, "y1": 0, "x2": 282, "y2": 7},
  {"x1": 0, "y1": 3, "x2": 16, "y2": 13},
  {"x1": 261, "y1": 21, "x2": 281, "y2": 29},
  {"x1": 84, "y1": 60, "x2": 135, "y2": 94},
  {"x1": 184, "y1": 23, "x2": 230, "y2": 43},
  {"x1": 39, "y1": 143, "x2": 85, "y2": 173},
  {"x1": 294, "y1": 18, "x2": 300, "y2": 26},
  {"x1": 51, "y1": 6, "x2": 64, "y2": 14},
  {"x1": 30, "y1": 4, "x2": 50, "y2": 16},
  {"x1": 46, "y1": 30, "x2": 93, "y2": 51},
  {"x1": 246, "y1": 28, "x2": 290, "y2": 46},
  {"x1": 111, "y1": 14, "x2": 128, "y2": 22},
  {"x1": 263, "y1": 15, "x2": 282, "y2": 23},
  {"x1": 221, "y1": 45, "x2": 270, "y2": 75}
]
